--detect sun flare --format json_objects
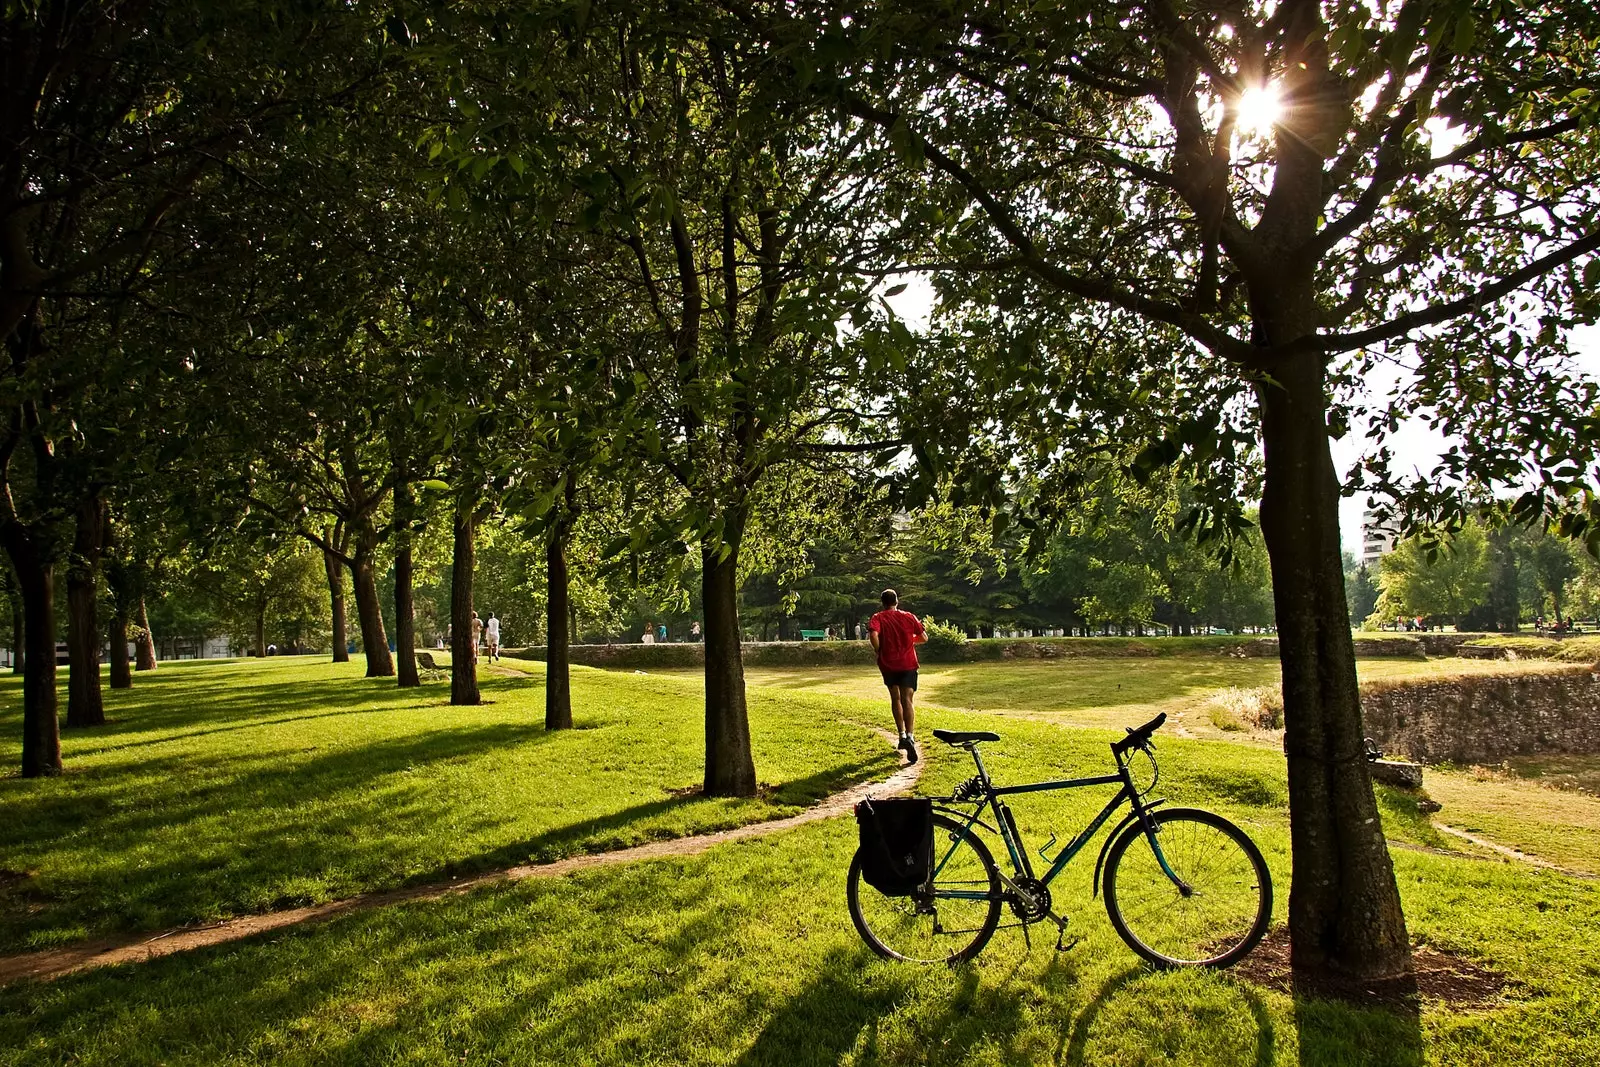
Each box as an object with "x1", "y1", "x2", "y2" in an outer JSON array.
[{"x1": 1235, "y1": 83, "x2": 1283, "y2": 138}]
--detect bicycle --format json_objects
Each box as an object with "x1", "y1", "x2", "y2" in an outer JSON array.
[{"x1": 847, "y1": 712, "x2": 1273, "y2": 968}]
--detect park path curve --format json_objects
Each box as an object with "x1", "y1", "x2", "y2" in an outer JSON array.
[{"x1": 0, "y1": 732, "x2": 921, "y2": 988}]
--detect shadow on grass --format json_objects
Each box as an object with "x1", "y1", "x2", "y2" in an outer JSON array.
[
  {"x1": 0, "y1": 721, "x2": 550, "y2": 950},
  {"x1": 422, "y1": 756, "x2": 891, "y2": 877},
  {"x1": 1292, "y1": 980, "x2": 1422, "y2": 1067}
]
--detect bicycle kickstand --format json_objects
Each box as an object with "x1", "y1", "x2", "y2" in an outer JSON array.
[{"x1": 1047, "y1": 911, "x2": 1079, "y2": 953}]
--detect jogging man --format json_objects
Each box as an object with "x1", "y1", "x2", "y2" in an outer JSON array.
[
  {"x1": 469, "y1": 610, "x2": 484, "y2": 665},
  {"x1": 485, "y1": 612, "x2": 501, "y2": 662},
  {"x1": 868, "y1": 589, "x2": 927, "y2": 763}
]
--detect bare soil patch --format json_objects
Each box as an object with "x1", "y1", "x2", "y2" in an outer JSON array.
[{"x1": 1230, "y1": 927, "x2": 1509, "y2": 1012}]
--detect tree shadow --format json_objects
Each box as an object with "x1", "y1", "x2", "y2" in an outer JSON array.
[
  {"x1": 418, "y1": 756, "x2": 889, "y2": 878},
  {"x1": 1290, "y1": 973, "x2": 1422, "y2": 1067}
]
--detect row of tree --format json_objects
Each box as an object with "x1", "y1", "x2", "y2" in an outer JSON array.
[
  {"x1": 1348, "y1": 521, "x2": 1600, "y2": 630},
  {"x1": 6, "y1": 1, "x2": 1599, "y2": 983}
]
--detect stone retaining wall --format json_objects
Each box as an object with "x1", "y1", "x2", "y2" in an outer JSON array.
[{"x1": 1361, "y1": 667, "x2": 1600, "y2": 763}]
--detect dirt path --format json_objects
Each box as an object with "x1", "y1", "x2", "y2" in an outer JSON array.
[
  {"x1": 1431, "y1": 823, "x2": 1598, "y2": 879},
  {"x1": 0, "y1": 733, "x2": 921, "y2": 988}
]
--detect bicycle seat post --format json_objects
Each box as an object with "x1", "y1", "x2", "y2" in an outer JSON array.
[{"x1": 966, "y1": 743, "x2": 994, "y2": 790}]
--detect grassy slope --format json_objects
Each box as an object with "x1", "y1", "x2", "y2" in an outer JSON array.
[
  {"x1": 0, "y1": 657, "x2": 897, "y2": 954},
  {"x1": 1, "y1": 709, "x2": 1595, "y2": 1066}
]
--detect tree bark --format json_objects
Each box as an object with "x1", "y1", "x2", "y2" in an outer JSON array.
[
  {"x1": 701, "y1": 517, "x2": 757, "y2": 797},
  {"x1": 351, "y1": 541, "x2": 393, "y2": 677},
  {"x1": 545, "y1": 506, "x2": 574, "y2": 730},
  {"x1": 65, "y1": 492, "x2": 107, "y2": 728},
  {"x1": 108, "y1": 610, "x2": 132, "y2": 689},
  {"x1": 392, "y1": 480, "x2": 419, "y2": 688},
  {"x1": 134, "y1": 596, "x2": 156, "y2": 670},
  {"x1": 3, "y1": 530, "x2": 60, "y2": 777},
  {"x1": 450, "y1": 496, "x2": 480, "y2": 706},
  {"x1": 1257, "y1": 350, "x2": 1411, "y2": 980},
  {"x1": 324, "y1": 547, "x2": 349, "y2": 663}
]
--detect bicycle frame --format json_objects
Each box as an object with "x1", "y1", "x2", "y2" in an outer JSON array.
[{"x1": 930, "y1": 742, "x2": 1185, "y2": 903}]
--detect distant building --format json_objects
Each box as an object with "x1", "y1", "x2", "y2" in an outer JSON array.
[{"x1": 1361, "y1": 508, "x2": 1400, "y2": 567}]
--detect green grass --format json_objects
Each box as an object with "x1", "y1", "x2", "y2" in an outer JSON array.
[
  {"x1": 2, "y1": 696, "x2": 1597, "y2": 1065},
  {"x1": 1419, "y1": 767, "x2": 1600, "y2": 876},
  {"x1": 0, "y1": 657, "x2": 897, "y2": 954},
  {"x1": 689, "y1": 657, "x2": 1565, "y2": 740}
]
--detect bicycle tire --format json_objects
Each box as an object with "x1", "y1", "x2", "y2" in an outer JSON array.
[
  {"x1": 1103, "y1": 807, "x2": 1272, "y2": 968},
  {"x1": 848, "y1": 812, "x2": 1002, "y2": 964}
]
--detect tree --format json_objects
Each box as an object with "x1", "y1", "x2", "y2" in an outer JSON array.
[
  {"x1": 1530, "y1": 533, "x2": 1580, "y2": 625},
  {"x1": 430, "y1": 9, "x2": 912, "y2": 793},
  {"x1": 0, "y1": 1, "x2": 384, "y2": 773},
  {"x1": 782, "y1": 0, "x2": 1600, "y2": 978},
  {"x1": 1346, "y1": 565, "x2": 1380, "y2": 628},
  {"x1": 1373, "y1": 522, "x2": 1491, "y2": 626}
]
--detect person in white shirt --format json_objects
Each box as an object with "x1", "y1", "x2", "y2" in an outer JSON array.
[{"x1": 485, "y1": 612, "x2": 501, "y2": 662}]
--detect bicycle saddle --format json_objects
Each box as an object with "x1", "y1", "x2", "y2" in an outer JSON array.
[{"x1": 932, "y1": 729, "x2": 1000, "y2": 744}]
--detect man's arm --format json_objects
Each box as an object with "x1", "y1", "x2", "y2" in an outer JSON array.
[
  {"x1": 912, "y1": 617, "x2": 928, "y2": 645},
  {"x1": 869, "y1": 631, "x2": 881, "y2": 652}
]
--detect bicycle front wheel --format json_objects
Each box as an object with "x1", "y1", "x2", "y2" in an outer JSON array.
[
  {"x1": 1103, "y1": 807, "x2": 1272, "y2": 968},
  {"x1": 848, "y1": 812, "x2": 1002, "y2": 964}
]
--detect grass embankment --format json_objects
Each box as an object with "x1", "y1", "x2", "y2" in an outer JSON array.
[
  {"x1": 1461, "y1": 635, "x2": 1600, "y2": 662},
  {"x1": 1, "y1": 701, "x2": 1596, "y2": 1065},
  {"x1": 0, "y1": 657, "x2": 897, "y2": 954}
]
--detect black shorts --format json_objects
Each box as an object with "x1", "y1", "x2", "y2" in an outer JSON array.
[{"x1": 880, "y1": 668, "x2": 918, "y2": 691}]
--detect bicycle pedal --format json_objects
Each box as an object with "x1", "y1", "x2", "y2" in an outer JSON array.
[{"x1": 1055, "y1": 933, "x2": 1081, "y2": 953}]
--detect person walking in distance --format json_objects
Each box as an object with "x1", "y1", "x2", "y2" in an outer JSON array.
[
  {"x1": 485, "y1": 611, "x2": 501, "y2": 662},
  {"x1": 868, "y1": 588, "x2": 927, "y2": 763},
  {"x1": 469, "y1": 610, "x2": 484, "y2": 665}
]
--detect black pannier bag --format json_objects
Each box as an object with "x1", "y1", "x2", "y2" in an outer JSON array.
[{"x1": 855, "y1": 797, "x2": 934, "y2": 895}]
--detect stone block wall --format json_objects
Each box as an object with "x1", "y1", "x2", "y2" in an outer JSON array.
[{"x1": 1360, "y1": 667, "x2": 1600, "y2": 763}]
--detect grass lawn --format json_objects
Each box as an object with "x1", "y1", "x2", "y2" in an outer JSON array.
[
  {"x1": 689, "y1": 656, "x2": 1567, "y2": 740},
  {"x1": 0, "y1": 657, "x2": 897, "y2": 954},
  {"x1": 1, "y1": 699, "x2": 1596, "y2": 1066}
]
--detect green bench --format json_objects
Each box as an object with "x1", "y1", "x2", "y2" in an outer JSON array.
[{"x1": 799, "y1": 629, "x2": 828, "y2": 642}]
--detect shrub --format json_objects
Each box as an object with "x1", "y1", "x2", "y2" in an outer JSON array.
[
  {"x1": 1205, "y1": 685, "x2": 1284, "y2": 730},
  {"x1": 920, "y1": 618, "x2": 969, "y2": 662}
]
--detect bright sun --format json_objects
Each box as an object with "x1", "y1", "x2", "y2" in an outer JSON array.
[{"x1": 1235, "y1": 83, "x2": 1283, "y2": 137}]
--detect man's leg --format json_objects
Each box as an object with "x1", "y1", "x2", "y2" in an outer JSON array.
[
  {"x1": 888, "y1": 685, "x2": 907, "y2": 738},
  {"x1": 902, "y1": 685, "x2": 916, "y2": 737}
]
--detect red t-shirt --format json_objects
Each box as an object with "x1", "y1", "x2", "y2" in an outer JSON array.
[{"x1": 869, "y1": 609, "x2": 925, "y2": 672}]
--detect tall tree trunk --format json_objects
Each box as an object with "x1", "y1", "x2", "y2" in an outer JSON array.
[
  {"x1": 134, "y1": 596, "x2": 156, "y2": 670},
  {"x1": 108, "y1": 610, "x2": 132, "y2": 689},
  {"x1": 254, "y1": 596, "x2": 267, "y2": 658},
  {"x1": 65, "y1": 492, "x2": 107, "y2": 728},
  {"x1": 701, "y1": 518, "x2": 756, "y2": 797},
  {"x1": 1257, "y1": 350, "x2": 1411, "y2": 980},
  {"x1": 325, "y1": 547, "x2": 349, "y2": 663},
  {"x1": 545, "y1": 506, "x2": 574, "y2": 730},
  {"x1": 450, "y1": 497, "x2": 479, "y2": 706},
  {"x1": 3, "y1": 531, "x2": 60, "y2": 777},
  {"x1": 351, "y1": 541, "x2": 393, "y2": 678},
  {"x1": 393, "y1": 481, "x2": 419, "y2": 688}
]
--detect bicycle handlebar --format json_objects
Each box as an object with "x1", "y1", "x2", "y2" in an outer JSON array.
[{"x1": 1111, "y1": 712, "x2": 1167, "y2": 756}]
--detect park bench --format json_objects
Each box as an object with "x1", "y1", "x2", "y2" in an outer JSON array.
[
  {"x1": 799, "y1": 629, "x2": 828, "y2": 641},
  {"x1": 415, "y1": 652, "x2": 448, "y2": 680}
]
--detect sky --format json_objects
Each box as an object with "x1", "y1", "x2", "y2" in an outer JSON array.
[{"x1": 880, "y1": 279, "x2": 1600, "y2": 558}]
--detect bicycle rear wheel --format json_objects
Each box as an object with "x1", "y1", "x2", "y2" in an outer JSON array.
[
  {"x1": 1103, "y1": 807, "x2": 1272, "y2": 968},
  {"x1": 848, "y1": 812, "x2": 1002, "y2": 963}
]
